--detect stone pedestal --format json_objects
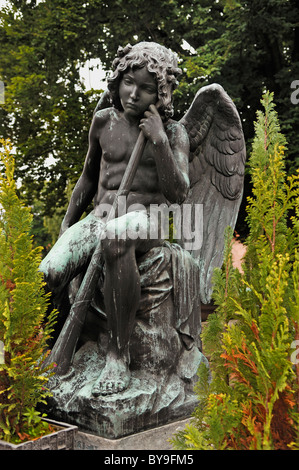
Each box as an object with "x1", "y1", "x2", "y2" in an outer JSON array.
[
  {"x1": 45, "y1": 245, "x2": 209, "y2": 439},
  {"x1": 45, "y1": 339, "x2": 207, "y2": 439},
  {"x1": 74, "y1": 418, "x2": 190, "y2": 450}
]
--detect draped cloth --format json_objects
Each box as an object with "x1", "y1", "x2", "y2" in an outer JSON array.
[
  {"x1": 90, "y1": 241, "x2": 202, "y2": 350},
  {"x1": 47, "y1": 241, "x2": 205, "y2": 439},
  {"x1": 137, "y1": 242, "x2": 202, "y2": 347}
]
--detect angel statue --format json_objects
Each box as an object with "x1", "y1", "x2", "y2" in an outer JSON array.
[{"x1": 40, "y1": 41, "x2": 246, "y2": 438}]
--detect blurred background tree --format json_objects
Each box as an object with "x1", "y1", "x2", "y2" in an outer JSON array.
[{"x1": 0, "y1": 0, "x2": 298, "y2": 247}]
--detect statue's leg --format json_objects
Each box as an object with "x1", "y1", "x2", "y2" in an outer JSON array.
[
  {"x1": 39, "y1": 212, "x2": 105, "y2": 306},
  {"x1": 92, "y1": 210, "x2": 162, "y2": 396}
]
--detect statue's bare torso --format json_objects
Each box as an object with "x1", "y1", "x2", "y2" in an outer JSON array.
[{"x1": 94, "y1": 108, "x2": 180, "y2": 214}]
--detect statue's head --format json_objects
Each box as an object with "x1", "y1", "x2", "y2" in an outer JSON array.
[{"x1": 108, "y1": 42, "x2": 181, "y2": 119}]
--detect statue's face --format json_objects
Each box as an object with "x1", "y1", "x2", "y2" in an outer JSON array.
[{"x1": 119, "y1": 67, "x2": 158, "y2": 121}]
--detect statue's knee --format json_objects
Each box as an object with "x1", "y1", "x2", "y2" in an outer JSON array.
[{"x1": 39, "y1": 260, "x2": 61, "y2": 294}]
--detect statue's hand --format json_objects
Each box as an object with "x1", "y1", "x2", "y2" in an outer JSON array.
[{"x1": 139, "y1": 104, "x2": 166, "y2": 145}]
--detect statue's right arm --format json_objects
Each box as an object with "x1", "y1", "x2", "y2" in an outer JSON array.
[{"x1": 59, "y1": 113, "x2": 103, "y2": 235}]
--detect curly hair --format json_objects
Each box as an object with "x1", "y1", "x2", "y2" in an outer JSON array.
[{"x1": 107, "y1": 42, "x2": 182, "y2": 119}]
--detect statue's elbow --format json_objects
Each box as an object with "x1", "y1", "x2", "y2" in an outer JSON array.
[
  {"x1": 175, "y1": 182, "x2": 189, "y2": 205},
  {"x1": 165, "y1": 175, "x2": 189, "y2": 205},
  {"x1": 178, "y1": 189, "x2": 188, "y2": 205},
  {"x1": 179, "y1": 176, "x2": 190, "y2": 203}
]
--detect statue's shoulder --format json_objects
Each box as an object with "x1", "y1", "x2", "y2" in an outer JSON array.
[{"x1": 93, "y1": 107, "x2": 119, "y2": 126}]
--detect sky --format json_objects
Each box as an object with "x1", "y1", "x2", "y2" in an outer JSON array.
[{"x1": 79, "y1": 58, "x2": 107, "y2": 91}]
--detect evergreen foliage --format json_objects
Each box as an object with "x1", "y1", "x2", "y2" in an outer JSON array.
[
  {"x1": 0, "y1": 139, "x2": 57, "y2": 444},
  {"x1": 171, "y1": 92, "x2": 299, "y2": 450}
]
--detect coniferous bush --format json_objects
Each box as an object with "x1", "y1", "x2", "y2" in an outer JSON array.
[
  {"x1": 0, "y1": 139, "x2": 57, "y2": 443},
  {"x1": 171, "y1": 92, "x2": 299, "y2": 450}
]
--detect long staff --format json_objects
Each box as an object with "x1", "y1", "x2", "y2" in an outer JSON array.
[{"x1": 46, "y1": 131, "x2": 146, "y2": 375}]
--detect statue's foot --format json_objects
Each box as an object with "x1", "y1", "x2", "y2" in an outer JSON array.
[{"x1": 92, "y1": 356, "x2": 130, "y2": 396}]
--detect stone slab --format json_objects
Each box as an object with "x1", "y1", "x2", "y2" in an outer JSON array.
[{"x1": 74, "y1": 418, "x2": 190, "y2": 450}]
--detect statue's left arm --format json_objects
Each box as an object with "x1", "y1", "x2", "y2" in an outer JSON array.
[{"x1": 140, "y1": 104, "x2": 190, "y2": 204}]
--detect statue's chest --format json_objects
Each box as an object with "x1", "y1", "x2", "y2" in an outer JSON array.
[{"x1": 100, "y1": 121, "x2": 140, "y2": 164}]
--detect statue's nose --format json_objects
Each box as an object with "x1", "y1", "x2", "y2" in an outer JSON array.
[{"x1": 130, "y1": 86, "x2": 138, "y2": 100}]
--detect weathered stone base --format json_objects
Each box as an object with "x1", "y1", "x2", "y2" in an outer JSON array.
[
  {"x1": 45, "y1": 340, "x2": 207, "y2": 439},
  {"x1": 74, "y1": 418, "x2": 190, "y2": 450}
]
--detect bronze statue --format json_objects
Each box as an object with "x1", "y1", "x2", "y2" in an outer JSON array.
[{"x1": 41, "y1": 41, "x2": 246, "y2": 437}]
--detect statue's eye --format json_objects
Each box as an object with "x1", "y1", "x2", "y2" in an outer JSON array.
[
  {"x1": 123, "y1": 76, "x2": 133, "y2": 85},
  {"x1": 143, "y1": 86, "x2": 156, "y2": 94}
]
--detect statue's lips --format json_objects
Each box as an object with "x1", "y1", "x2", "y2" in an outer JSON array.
[{"x1": 125, "y1": 102, "x2": 139, "y2": 110}]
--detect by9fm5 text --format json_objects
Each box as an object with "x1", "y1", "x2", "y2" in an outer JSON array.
[{"x1": 148, "y1": 454, "x2": 193, "y2": 465}]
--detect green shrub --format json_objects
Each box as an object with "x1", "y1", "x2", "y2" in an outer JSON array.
[
  {"x1": 0, "y1": 139, "x2": 57, "y2": 444},
  {"x1": 171, "y1": 92, "x2": 299, "y2": 450}
]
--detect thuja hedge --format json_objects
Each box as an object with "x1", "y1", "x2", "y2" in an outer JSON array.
[
  {"x1": 0, "y1": 139, "x2": 57, "y2": 444},
  {"x1": 172, "y1": 92, "x2": 299, "y2": 450}
]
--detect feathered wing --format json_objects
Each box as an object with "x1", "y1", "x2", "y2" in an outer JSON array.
[{"x1": 179, "y1": 84, "x2": 246, "y2": 304}]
